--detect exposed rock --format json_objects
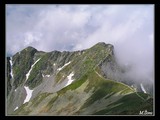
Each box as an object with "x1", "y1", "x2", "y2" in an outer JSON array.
[{"x1": 6, "y1": 42, "x2": 153, "y2": 115}]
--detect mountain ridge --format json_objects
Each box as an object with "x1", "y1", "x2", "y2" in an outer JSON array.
[{"x1": 6, "y1": 42, "x2": 153, "y2": 115}]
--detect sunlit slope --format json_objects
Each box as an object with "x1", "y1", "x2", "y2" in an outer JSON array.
[
  {"x1": 12, "y1": 68, "x2": 152, "y2": 115},
  {"x1": 7, "y1": 42, "x2": 153, "y2": 115}
]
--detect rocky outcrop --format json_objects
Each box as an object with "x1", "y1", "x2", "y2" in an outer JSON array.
[{"x1": 6, "y1": 42, "x2": 153, "y2": 115}]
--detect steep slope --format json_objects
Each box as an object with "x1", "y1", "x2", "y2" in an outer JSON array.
[
  {"x1": 6, "y1": 42, "x2": 153, "y2": 115},
  {"x1": 12, "y1": 70, "x2": 152, "y2": 115}
]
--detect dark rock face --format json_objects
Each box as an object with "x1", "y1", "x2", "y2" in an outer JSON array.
[
  {"x1": 12, "y1": 47, "x2": 37, "y2": 88},
  {"x1": 6, "y1": 42, "x2": 153, "y2": 115},
  {"x1": 7, "y1": 57, "x2": 12, "y2": 96}
]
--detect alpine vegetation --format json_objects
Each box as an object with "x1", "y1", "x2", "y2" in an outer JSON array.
[{"x1": 6, "y1": 42, "x2": 153, "y2": 115}]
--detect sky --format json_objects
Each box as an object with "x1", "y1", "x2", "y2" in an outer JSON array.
[{"x1": 6, "y1": 4, "x2": 154, "y2": 85}]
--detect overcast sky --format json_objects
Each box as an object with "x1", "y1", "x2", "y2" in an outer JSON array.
[
  {"x1": 6, "y1": 5, "x2": 153, "y2": 54},
  {"x1": 6, "y1": 4, "x2": 154, "y2": 83}
]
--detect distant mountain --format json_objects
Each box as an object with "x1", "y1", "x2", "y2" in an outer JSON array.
[{"x1": 6, "y1": 42, "x2": 153, "y2": 115}]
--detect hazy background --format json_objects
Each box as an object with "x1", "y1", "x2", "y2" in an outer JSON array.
[{"x1": 6, "y1": 5, "x2": 154, "y2": 85}]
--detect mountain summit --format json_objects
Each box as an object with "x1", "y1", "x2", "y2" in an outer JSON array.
[
  {"x1": 6, "y1": 42, "x2": 153, "y2": 115},
  {"x1": 93, "y1": 42, "x2": 113, "y2": 48}
]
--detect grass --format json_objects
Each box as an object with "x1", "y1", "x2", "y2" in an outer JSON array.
[
  {"x1": 12, "y1": 102, "x2": 30, "y2": 115},
  {"x1": 31, "y1": 93, "x2": 52, "y2": 107},
  {"x1": 12, "y1": 92, "x2": 53, "y2": 115},
  {"x1": 9, "y1": 43, "x2": 153, "y2": 115},
  {"x1": 12, "y1": 47, "x2": 38, "y2": 88},
  {"x1": 79, "y1": 70, "x2": 134, "y2": 110},
  {"x1": 57, "y1": 74, "x2": 87, "y2": 95},
  {"x1": 93, "y1": 92, "x2": 153, "y2": 115},
  {"x1": 25, "y1": 53, "x2": 51, "y2": 88},
  {"x1": 44, "y1": 95, "x2": 58, "y2": 111}
]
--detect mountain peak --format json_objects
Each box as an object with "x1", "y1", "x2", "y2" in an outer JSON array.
[
  {"x1": 7, "y1": 42, "x2": 153, "y2": 115},
  {"x1": 90, "y1": 42, "x2": 114, "y2": 55},
  {"x1": 25, "y1": 46, "x2": 37, "y2": 51},
  {"x1": 95, "y1": 42, "x2": 107, "y2": 46},
  {"x1": 20, "y1": 46, "x2": 38, "y2": 54},
  {"x1": 94, "y1": 42, "x2": 113, "y2": 48}
]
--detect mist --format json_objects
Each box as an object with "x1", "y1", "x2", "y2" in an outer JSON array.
[{"x1": 6, "y1": 5, "x2": 154, "y2": 90}]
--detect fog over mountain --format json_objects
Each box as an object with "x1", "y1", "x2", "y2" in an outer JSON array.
[
  {"x1": 6, "y1": 5, "x2": 154, "y2": 91},
  {"x1": 6, "y1": 43, "x2": 153, "y2": 115}
]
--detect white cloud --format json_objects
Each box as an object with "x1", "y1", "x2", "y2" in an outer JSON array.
[
  {"x1": 24, "y1": 32, "x2": 41, "y2": 45},
  {"x1": 6, "y1": 5, "x2": 154, "y2": 84}
]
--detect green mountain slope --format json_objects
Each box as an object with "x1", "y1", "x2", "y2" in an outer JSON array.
[
  {"x1": 7, "y1": 42, "x2": 153, "y2": 115},
  {"x1": 12, "y1": 69, "x2": 152, "y2": 115}
]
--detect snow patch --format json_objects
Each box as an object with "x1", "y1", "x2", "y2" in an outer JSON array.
[
  {"x1": 42, "y1": 74, "x2": 50, "y2": 77},
  {"x1": 14, "y1": 106, "x2": 18, "y2": 111},
  {"x1": 45, "y1": 75, "x2": 50, "y2": 77},
  {"x1": 23, "y1": 86, "x2": 34, "y2": 104},
  {"x1": 42, "y1": 74, "x2": 44, "y2": 77},
  {"x1": 65, "y1": 72, "x2": 74, "y2": 87},
  {"x1": 140, "y1": 83, "x2": 147, "y2": 93},
  {"x1": 15, "y1": 89, "x2": 17, "y2": 92},
  {"x1": 9, "y1": 57, "x2": 14, "y2": 79},
  {"x1": 57, "y1": 61, "x2": 71, "y2": 71},
  {"x1": 26, "y1": 58, "x2": 41, "y2": 81},
  {"x1": 54, "y1": 63, "x2": 56, "y2": 66}
]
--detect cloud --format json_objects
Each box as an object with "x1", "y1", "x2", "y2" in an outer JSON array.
[
  {"x1": 6, "y1": 5, "x2": 154, "y2": 85},
  {"x1": 24, "y1": 32, "x2": 42, "y2": 45}
]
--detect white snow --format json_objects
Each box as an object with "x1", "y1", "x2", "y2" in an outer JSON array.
[
  {"x1": 54, "y1": 63, "x2": 56, "y2": 66},
  {"x1": 14, "y1": 106, "x2": 18, "y2": 111},
  {"x1": 42, "y1": 74, "x2": 50, "y2": 77},
  {"x1": 140, "y1": 83, "x2": 147, "y2": 93},
  {"x1": 15, "y1": 89, "x2": 17, "y2": 92},
  {"x1": 65, "y1": 72, "x2": 74, "y2": 87},
  {"x1": 26, "y1": 58, "x2": 41, "y2": 81},
  {"x1": 9, "y1": 57, "x2": 14, "y2": 79},
  {"x1": 23, "y1": 86, "x2": 34, "y2": 104},
  {"x1": 45, "y1": 75, "x2": 50, "y2": 77},
  {"x1": 42, "y1": 74, "x2": 44, "y2": 77},
  {"x1": 57, "y1": 61, "x2": 71, "y2": 71}
]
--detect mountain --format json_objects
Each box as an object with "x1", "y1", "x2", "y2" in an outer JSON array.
[{"x1": 6, "y1": 42, "x2": 153, "y2": 115}]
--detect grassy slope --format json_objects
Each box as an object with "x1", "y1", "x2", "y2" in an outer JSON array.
[
  {"x1": 10, "y1": 43, "x2": 153, "y2": 115},
  {"x1": 12, "y1": 67, "x2": 152, "y2": 115},
  {"x1": 94, "y1": 92, "x2": 153, "y2": 115}
]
